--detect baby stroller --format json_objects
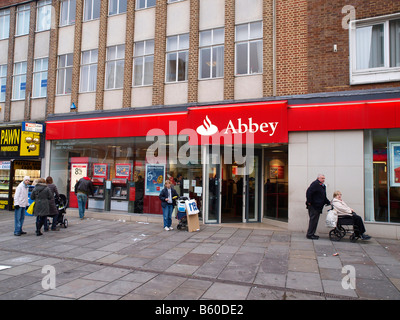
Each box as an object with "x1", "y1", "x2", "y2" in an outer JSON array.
[
  {"x1": 47, "y1": 194, "x2": 69, "y2": 229},
  {"x1": 329, "y1": 215, "x2": 360, "y2": 242},
  {"x1": 176, "y1": 196, "x2": 188, "y2": 231}
]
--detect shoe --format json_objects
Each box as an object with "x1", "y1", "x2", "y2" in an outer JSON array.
[
  {"x1": 164, "y1": 227, "x2": 170, "y2": 231},
  {"x1": 361, "y1": 234, "x2": 371, "y2": 240},
  {"x1": 20, "y1": 231, "x2": 27, "y2": 235},
  {"x1": 169, "y1": 227, "x2": 173, "y2": 230},
  {"x1": 36, "y1": 231, "x2": 43, "y2": 236},
  {"x1": 14, "y1": 233, "x2": 21, "y2": 236},
  {"x1": 306, "y1": 235, "x2": 319, "y2": 240}
]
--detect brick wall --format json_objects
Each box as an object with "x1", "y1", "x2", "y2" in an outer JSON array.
[
  {"x1": 307, "y1": 0, "x2": 400, "y2": 93},
  {"x1": 0, "y1": 0, "x2": 32, "y2": 8}
]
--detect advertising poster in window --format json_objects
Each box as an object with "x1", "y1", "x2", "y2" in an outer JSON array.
[
  {"x1": 116, "y1": 163, "x2": 131, "y2": 178},
  {"x1": 145, "y1": 164, "x2": 165, "y2": 196},
  {"x1": 93, "y1": 163, "x2": 107, "y2": 178},
  {"x1": 70, "y1": 163, "x2": 88, "y2": 192},
  {"x1": 390, "y1": 142, "x2": 400, "y2": 187}
]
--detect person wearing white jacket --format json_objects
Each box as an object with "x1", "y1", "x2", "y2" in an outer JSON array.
[
  {"x1": 331, "y1": 191, "x2": 371, "y2": 240},
  {"x1": 14, "y1": 176, "x2": 31, "y2": 236}
]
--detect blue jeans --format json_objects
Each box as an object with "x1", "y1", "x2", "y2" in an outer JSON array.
[
  {"x1": 162, "y1": 204, "x2": 173, "y2": 228},
  {"x1": 14, "y1": 206, "x2": 26, "y2": 235},
  {"x1": 77, "y1": 193, "x2": 87, "y2": 219}
]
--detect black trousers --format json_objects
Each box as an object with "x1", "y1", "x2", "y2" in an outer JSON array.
[{"x1": 307, "y1": 206, "x2": 320, "y2": 237}]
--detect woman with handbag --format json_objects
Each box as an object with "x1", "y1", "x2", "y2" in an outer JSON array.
[
  {"x1": 30, "y1": 178, "x2": 53, "y2": 236},
  {"x1": 45, "y1": 176, "x2": 60, "y2": 231}
]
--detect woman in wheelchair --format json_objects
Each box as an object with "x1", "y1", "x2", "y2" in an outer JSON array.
[{"x1": 332, "y1": 191, "x2": 371, "y2": 240}]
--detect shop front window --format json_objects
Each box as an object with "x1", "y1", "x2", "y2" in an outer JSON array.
[
  {"x1": 365, "y1": 129, "x2": 400, "y2": 223},
  {"x1": 49, "y1": 135, "x2": 202, "y2": 215}
]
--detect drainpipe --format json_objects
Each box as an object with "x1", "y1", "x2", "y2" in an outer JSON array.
[{"x1": 272, "y1": 0, "x2": 277, "y2": 96}]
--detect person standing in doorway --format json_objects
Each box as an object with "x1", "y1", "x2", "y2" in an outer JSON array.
[
  {"x1": 13, "y1": 176, "x2": 30, "y2": 236},
  {"x1": 305, "y1": 174, "x2": 330, "y2": 240},
  {"x1": 159, "y1": 180, "x2": 178, "y2": 231},
  {"x1": 74, "y1": 176, "x2": 94, "y2": 219}
]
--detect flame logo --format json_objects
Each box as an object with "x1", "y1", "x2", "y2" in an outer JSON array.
[{"x1": 196, "y1": 115, "x2": 218, "y2": 136}]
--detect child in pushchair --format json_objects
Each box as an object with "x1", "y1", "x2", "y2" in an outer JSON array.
[
  {"x1": 47, "y1": 194, "x2": 69, "y2": 229},
  {"x1": 176, "y1": 196, "x2": 189, "y2": 230}
]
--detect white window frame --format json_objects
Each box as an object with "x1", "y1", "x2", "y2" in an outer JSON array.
[
  {"x1": 56, "y1": 53, "x2": 73, "y2": 95},
  {"x1": 60, "y1": 0, "x2": 76, "y2": 26},
  {"x1": 133, "y1": 39, "x2": 154, "y2": 86},
  {"x1": 350, "y1": 13, "x2": 400, "y2": 85},
  {"x1": 166, "y1": 33, "x2": 189, "y2": 83},
  {"x1": 83, "y1": 0, "x2": 101, "y2": 22},
  {"x1": 109, "y1": 0, "x2": 127, "y2": 16},
  {"x1": 136, "y1": 0, "x2": 156, "y2": 10},
  {"x1": 168, "y1": 0, "x2": 185, "y2": 3},
  {"x1": 12, "y1": 61, "x2": 27, "y2": 100},
  {"x1": 0, "y1": 9, "x2": 10, "y2": 40},
  {"x1": 80, "y1": 49, "x2": 98, "y2": 92},
  {"x1": 105, "y1": 45, "x2": 125, "y2": 90},
  {"x1": 36, "y1": 0, "x2": 52, "y2": 32},
  {"x1": 199, "y1": 28, "x2": 224, "y2": 80},
  {"x1": 0, "y1": 64, "x2": 7, "y2": 102},
  {"x1": 16, "y1": 4, "x2": 30, "y2": 36},
  {"x1": 235, "y1": 21, "x2": 263, "y2": 76},
  {"x1": 32, "y1": 58, "x2": 48, "y2": 98}
]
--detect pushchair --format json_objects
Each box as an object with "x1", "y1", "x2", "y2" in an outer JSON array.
[
  {"x1": 176, "y1": 196, "x2": 188, "y2": 231},
  {"x1": 329, "y1": 215, "x2": 360, "y2": 242},
  {"x1": 47, "y1": 194, "x2": 69, "y2": 229}
]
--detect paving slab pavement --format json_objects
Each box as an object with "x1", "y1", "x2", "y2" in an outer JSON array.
[{"x1": 0, "y1": 210, "x2": 400, "y2": 302}]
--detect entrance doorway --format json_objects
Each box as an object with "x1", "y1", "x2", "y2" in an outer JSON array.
[{"x1": 204, "y1": 146, "x2": 261, "y2": 223}]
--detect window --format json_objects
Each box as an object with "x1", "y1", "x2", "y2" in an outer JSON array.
[
  {"x1": 109, "y1": 0, "x2": 127, "y2": 15},
  {"x1": 136, "y1": 0, "x2": 156, "y2": 10},
  {"x1": 106, "y1": 45, "x2": 125, "y2": 89},
  {"x1": 133, "y1": 40, "x2": 154, "y2": 86},
  {"x1": 84, "y1": 0, "x2": 101, "y2": 22},
  {"x1": 235, "y1": 21, "x2": 262, "y2": 75},
  {"x1": 166, "y1": 34, "x2": 189, "y2": 82},
  {"x1": 80, "y1": 49, "x2": 98, "y2": 92},
  {"x1": 12, "y1": 62, "x2": 27, "y2": 100},
  {"x1": 37, "y1": 0, "x2": 52, "y2": 32},
  {"x1": 350, "y1": 15, "x2": 400, "y2": 84},
  {"x1": 16, "y1": 4, "x2": 30, "y2": 36},
  {"x1": 60, "y1": 0, "x2": 76, "y2": 26},
  {"x1": 168, "y1": 0, "x2": 185, "y2": 3},
  {"x1": 199, "y1": 28, "x2": 224, "y2": 79},
  {"x1": 0, "y1": 9, "x2": 10, "y2": 40},
  {"x1": 0, "y1": 65, "x2": 6, "y2": 102},
  {"x1": 57, "y1": 54, "x2": 73, "y2": 95},
  {"x1": 32, "y1": 58, "x2": 48, "y2": 98}
]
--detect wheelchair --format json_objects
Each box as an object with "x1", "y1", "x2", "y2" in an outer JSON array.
[{"x1": 329, "y1": 215, "x2": 360, "y2": 242}]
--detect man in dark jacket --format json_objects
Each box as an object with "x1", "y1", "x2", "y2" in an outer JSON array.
[
  {"x1": 74, "y1": 176, "x2": 94, "y2": 219},
  {"x1": 305, "y1": 174, "x2": 330, "y2": 239}
]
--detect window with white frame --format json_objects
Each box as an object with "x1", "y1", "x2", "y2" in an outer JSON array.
[
  {"x1": 60, "y1": 0, "x2": 76, "y2": 26},
  {"x1": 16, "y1": 4, "x2": 30, "y2": 36},
  {"x1": 136, "y1": 0, "x2": 156, "y2": 10},
  {"x1": 109, "y1": 0, "x2": 127, "y2": 15},
  {"x1": 133, "y1": 40, "x2": 154, "y2": 86},
  {"x1": 199, "y1": 28, "x2": 224, "y2": 79},
  {"x1": 235, "y1": 21, "x2": 262, "y2": 75},
  {"x1": 168, "y1": 0, "x2": 185, "y2": 3},
  {"x1": 350, "y1": 14, "x2": 400, "y2": 84},
  {"x1": 37, "y1": 0, "x2": 52, "y2": 32},
  {"x1": 0, "y1": 65, "x2": 7, "y2": 102},
  {"x1": 166, "y1": 34, "x2": 189, "y2": 82},
  {"x1": 84, "y1": 0, "x2": 101, "y2": 22},
  {"x1": 80, "y1": 49, "x2": 98, "y2": 92},
  {"x1": 12, "y1": 61, "x2": 27, "y2": 100},
  {"x1": 106, "y1": 45, "x2": 125, "y2": 89},
  {"x1": 0, "y1": 9, "x2": 10, "y2": 40},
  {"x1": 57, "y1": 53, "x2": 73, "y2": 95},
  {"x1": 32, "y1": 58, "x2": 48, "y2": 98}
]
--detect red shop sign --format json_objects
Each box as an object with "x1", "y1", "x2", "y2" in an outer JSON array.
[{"x1": 187, "y1": 101, "x2": 288, "y2": 145}]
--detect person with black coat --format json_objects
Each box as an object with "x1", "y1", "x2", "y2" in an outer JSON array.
[
  {"x1": 305, "y1": 174, "x2": 330, "y2": 240},
  {"x1": 31, "y1": 178, "x2": 53, "y2": 236},
  {"x1": 159, "y1": 180, "x2": 178, "y2": 231}
]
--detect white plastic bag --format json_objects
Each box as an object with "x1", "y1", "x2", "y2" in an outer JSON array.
[
  {"x1": 185, "y1": 199, "x2": 199, "y2": 215},
  {"x1": 326, "y1": 209, "x2": 338, "y2": 228}
]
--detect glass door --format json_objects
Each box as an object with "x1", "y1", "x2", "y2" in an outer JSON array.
[
  {"x1": 204, "y1": 150, "x2": 220, "y2": 223},
  {"x1": 245, "y1": 151, "x2": 260, "y2": 222}
]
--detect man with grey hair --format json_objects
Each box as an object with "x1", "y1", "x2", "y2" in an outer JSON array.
[
  {"x1": 305, "y1": 174, "x2": 330, "y2": 239},
  {"x1": 14, "y1": 176, "x2": 31, "y2": 236}
]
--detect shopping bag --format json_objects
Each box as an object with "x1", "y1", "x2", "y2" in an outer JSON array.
[
  {"x1": 185, "y1": 199, "x2": 199, "y2": 215},
  {"x1": 26, "y1": 202, "x2": 35, "y2": 216},
  {"x1": 325, "y1": 208, "x2": 338, "y2": 228}
]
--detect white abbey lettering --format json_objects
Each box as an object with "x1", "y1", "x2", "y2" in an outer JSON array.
[{"x1": 224, "y1": 118, "x2": 279, "y2": 136}]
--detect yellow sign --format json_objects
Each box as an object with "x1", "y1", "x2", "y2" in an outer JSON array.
[{"x1": 20, "y1": 131, "x2": 40, "y2": 156}]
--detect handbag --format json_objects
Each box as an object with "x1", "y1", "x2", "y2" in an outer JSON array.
[
  {"x1": 326, "y1": 208, "x2": 338, "y2": 228},
  {"x1": 26, "y1": 202, "x2": 35, "y2": 215}
]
